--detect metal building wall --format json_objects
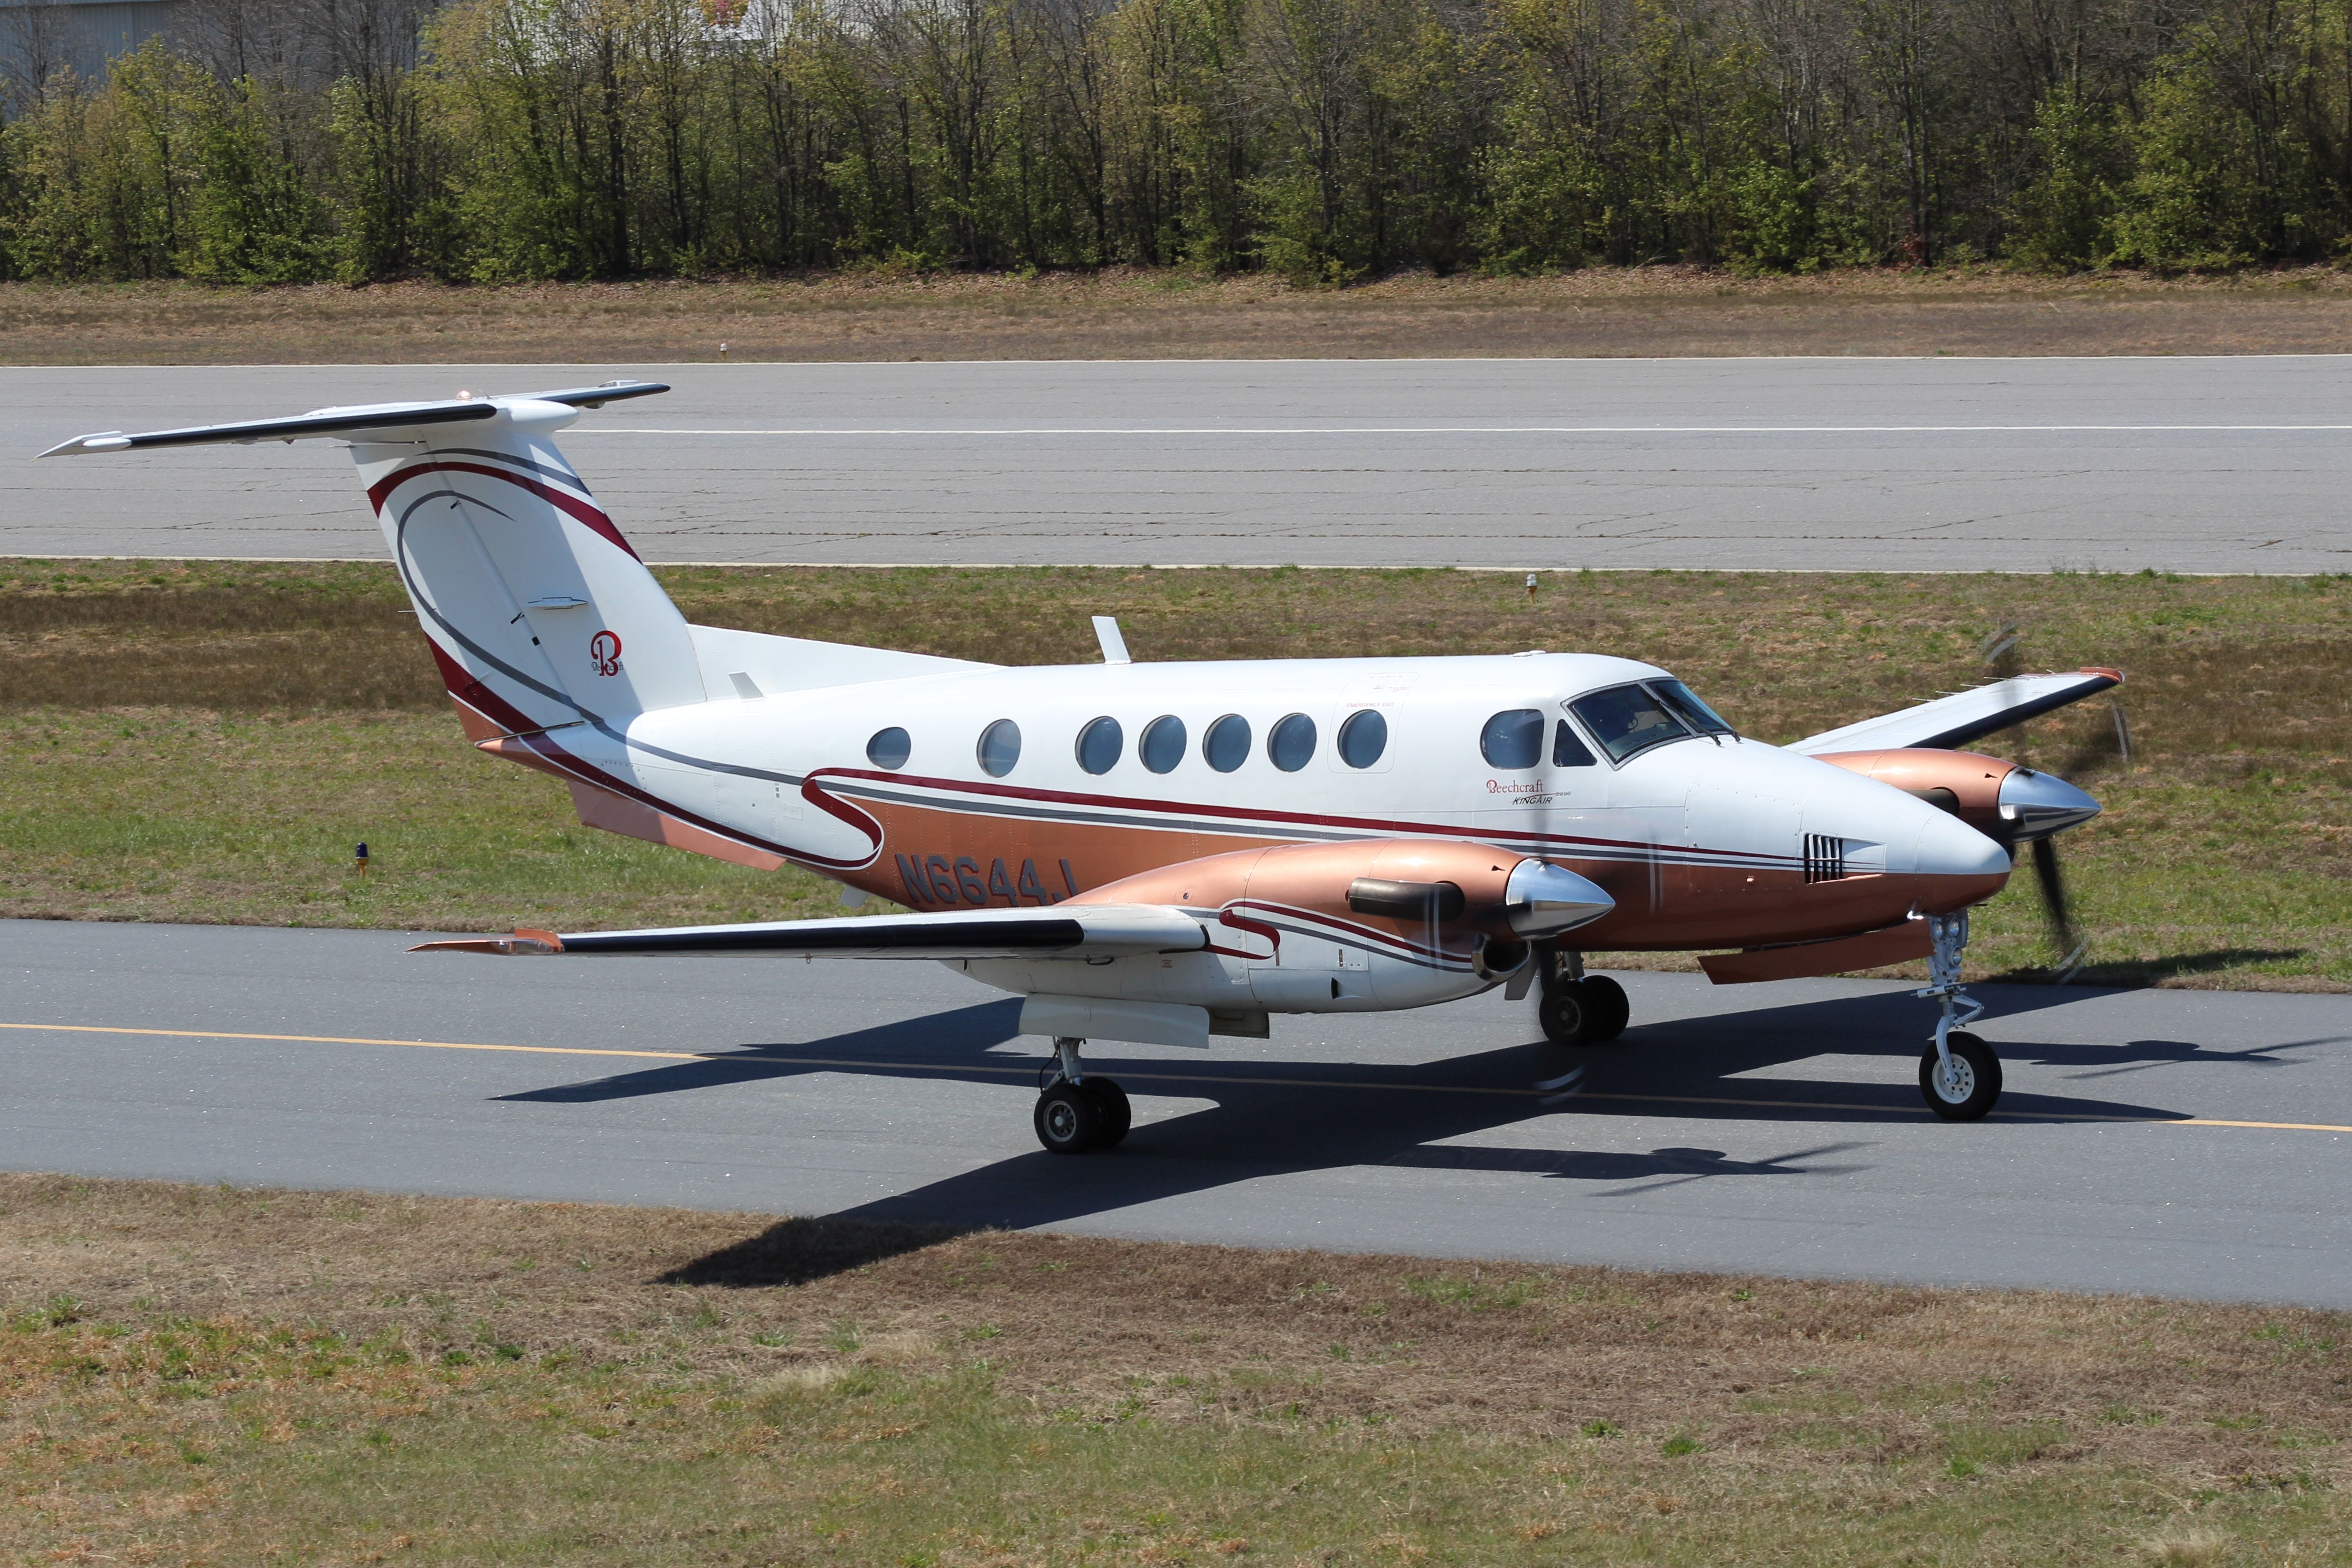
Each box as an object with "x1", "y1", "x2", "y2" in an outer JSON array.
[{"x1": 0, "y1": 0, "x2": 181, "y2": 104}]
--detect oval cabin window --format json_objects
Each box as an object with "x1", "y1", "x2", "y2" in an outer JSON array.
[
  {"x1": 866, "y1": 727, "x2": 912, "y2": 770},
  {"x1": 1141, "y1": 715, "x2": 1186, "y2": 774},
  {"x1": 976, "y1": 719, "x2": 1022, "y2": 778},
  {"x1": 1268, "y1": 713, "x2": 1317, "y2": 772},
  {"x1": 1337, "y1": 709, "x2": 1387, "y2": 768},
  {"x1": 1203, "y1": 714, "x2": 1251, "y2": 773},
  {"x1": 1480, "y1": 709, "x2": 1544, "y2": 769},
  {"x1": 1075, "y1": 716, "x2": 1124, "y2": 775}
]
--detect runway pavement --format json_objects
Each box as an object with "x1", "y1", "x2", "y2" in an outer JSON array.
[
  {"x1": 6, "y1": 358, "x2": 2350, "y2": 572},
  {"x1": 5, "y1": 918, "x2": 2348, "y2": 1305}
]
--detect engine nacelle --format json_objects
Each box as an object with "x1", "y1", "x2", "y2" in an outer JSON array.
[
  {"x1": 1077, "y1": 838, "x2": 1608, "y2": 949},
  {"x1": 966, "y1": 839, "x2": 1612, "y2": 1017},
  {"x1": 1812, "y1": 748, "x2": 2101, "y2": 843}
]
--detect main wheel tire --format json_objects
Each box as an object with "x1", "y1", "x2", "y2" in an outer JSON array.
[
  {"x1": 1034, "y1": 1081, "x2": 1101, "y2": 1154},
  {"x1": 1537, "y1": 983, "x2": 1593, "y2": 1046},
  {"x1": 1918, "y1": 1030, "x2": 2002, "y2": 1121},
  {"x1": 1081, "y1": 1077, "x2": 1132, "y2": 1148},
  {"x1": 1583, "y1": 975, "x2": 1631, "y2": 1042}
]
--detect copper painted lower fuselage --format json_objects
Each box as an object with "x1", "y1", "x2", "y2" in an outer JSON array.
[{"x1": 829, "y1": 789, "x2": 2008, "y2": 954}]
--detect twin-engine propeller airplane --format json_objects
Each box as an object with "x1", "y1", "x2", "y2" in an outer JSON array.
[{"x1": 45, "y1": 382, "x2": 2121, "y2": 1151}]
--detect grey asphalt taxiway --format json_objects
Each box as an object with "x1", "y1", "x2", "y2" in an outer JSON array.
[
  {"x1": 6, "y1": 358, "x2": 2351, "y2": 572},
  {"x1": 6, "y1": 919, "x2": 2348, "y2": 1306}
]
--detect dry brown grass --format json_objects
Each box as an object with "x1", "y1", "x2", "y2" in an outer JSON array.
[
  {"x1": 8, "y1": 557, "x2": 2349, "y2": 752},
  {"x1": 4, "y1": 1174, "x2": 2346, "y2": 1564},
  {"x1": 16, "y1": 266, "x2": 2352, "y2": 364},
  {"x1": 5, "y1": 1173, "x2": 2343, "y2": 1463}
]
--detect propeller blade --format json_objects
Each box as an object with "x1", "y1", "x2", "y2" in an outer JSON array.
[
  {"x1": 1979, "y1": 620, "x2": 2030, "y2": 760},
  {"x1": 1981, "y1": 620, "x2": 2023, "y2": 680},
  {"x1": 2030, "y1": 836, "x2": 2086, "y2": 980},
  {"x1": 2058, "y1": 698, "x2": 2131, "y2": 779}
]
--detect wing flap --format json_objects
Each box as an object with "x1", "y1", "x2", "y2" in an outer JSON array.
[
  {"x1": 411, "y1": 903, "x2": 1208, "y2": 960},
  {"x1": 1785, "y1": 668, "x2": 2123, "y2": 756}
]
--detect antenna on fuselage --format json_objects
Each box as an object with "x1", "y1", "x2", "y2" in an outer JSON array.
[{"x1": 1092, "y1": 616, "x2": 1132, "y2": 665}]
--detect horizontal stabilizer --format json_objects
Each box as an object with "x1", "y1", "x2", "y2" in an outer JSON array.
[
  {"x1": 413, "y1": 903, "x2": 1210, "y2": 960},
  {"x1": 1785, "y1": 668, "x2": 2123, "y2": 756},
  {"x1": 36, "y1": 381, "x2": 668, "y2": 457}
]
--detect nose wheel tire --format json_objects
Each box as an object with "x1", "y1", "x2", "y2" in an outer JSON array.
[
  {"x1": 1539, "y1": 977, "x2": 1632, "y2": 1046},
  {"x1": 1919, "y1": 1031, "x2": 2001, "y2": 1121},
  {"x1": 1537, "y1": 985, "x2": 1590, "y2": 1045},
  {"x1": 1081, "y1": 1077, "x2": 1132, "y2": 1148},
  {"x1": 1034, "y1": 1082, "x2": 1101, "y2": 1154}
]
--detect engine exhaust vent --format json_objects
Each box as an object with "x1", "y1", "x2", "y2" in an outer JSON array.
[
  {"x1": 1804, "y1": 834, "x2": 1847, "y2": 884},
  {"x1": 1346, "y1": 878, "x2": 1466, "y2": 921}
]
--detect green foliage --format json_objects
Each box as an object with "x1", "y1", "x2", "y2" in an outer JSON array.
[
  {"x1": 190, "y1": 79, "x2": 328, "y2": 282},
  {"x1": 2009, "y1": 85, "x2": 2120, "y2": 272},
  {"x1": 11, "y1": 0, "x2": 2352, "y2": 280}
]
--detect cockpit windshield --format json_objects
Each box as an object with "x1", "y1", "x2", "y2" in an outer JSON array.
[
  {"x1": 1568, "y1": 684, "x2": 1691, "y2": 763},
  {"x1": 1652, "y1": 679, "x2": 1734, "y2": 736},
  {"x1": 1567, "y1": 679, "x2": 1737, "y2": 763}
]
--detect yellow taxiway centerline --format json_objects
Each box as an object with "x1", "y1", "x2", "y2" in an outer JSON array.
[
  {"x1": 4, "y1": 1022, "x2": 2348, "y2": 1132},
  {"x1": 0, "y1": 1021, "x2": 697, "y2": 1062}
]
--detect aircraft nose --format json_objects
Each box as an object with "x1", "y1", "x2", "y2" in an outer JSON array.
[
  {"x1": 1916, "y1": 803, "x2": 2013, "y2": 880},
  {"x1": 1997, "y1": 768, "x2": 2102, "y2": 841}
]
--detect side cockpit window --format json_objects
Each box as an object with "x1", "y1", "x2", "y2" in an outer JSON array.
[{"x1": 1552, "y1": 720, "x2": 1597, "y2": 767}]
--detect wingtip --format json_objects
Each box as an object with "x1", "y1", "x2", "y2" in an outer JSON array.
[
  {"x1": 410, "y1": 927, "x2": 564, "y2": 955},
  {"x1": 37, "y1": 433, "x2": 128, "y2": 459},
  {"x1": 2079, "y1": 666, "x2": 2125, "y2": 685}
]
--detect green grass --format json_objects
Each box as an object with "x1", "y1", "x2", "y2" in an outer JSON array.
[
  {"x1": 2, "y1": 559, "x2": 2346, "y2": 985},
  {"x1": 11, "y1": 1336, "x2": 2338, "y2": 1566},
  {"x1": 0, "y1": 709, "x2": 844, "y2": 932}
]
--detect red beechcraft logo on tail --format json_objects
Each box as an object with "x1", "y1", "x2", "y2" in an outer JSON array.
[{"x1": 589, "y1": 630, "x2": 623, "y2": 677}]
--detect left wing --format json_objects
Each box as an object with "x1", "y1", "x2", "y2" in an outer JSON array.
[
  {"x1": 411, "y1": 903, "x2": 1207, "y2": 959},
  {"x1": 1785, "y1": 668, "x2": 2123, "y2": 756}
]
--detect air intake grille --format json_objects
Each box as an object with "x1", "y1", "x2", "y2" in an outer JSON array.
[{"x1": 1804, "y1": 834, "x2": 1847, "y2": 884}]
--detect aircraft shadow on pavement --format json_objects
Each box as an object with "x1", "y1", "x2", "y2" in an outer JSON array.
[
  {"x1": 503, "y1": 983, "x2": 2220, "y2": 1252},
  {"x1": 1988, "y1": 947, "x2": 2306, "y2": 987}
]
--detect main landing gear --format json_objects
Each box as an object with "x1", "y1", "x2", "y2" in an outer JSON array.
[
  {"x1": 1918, "y1": 911, "x2": 2001, "y2": 1121},
  {"x1": 1033, "y1": 1036, "x2": 1132, "y2": 1155},
  {"x1": 1535, "y1": 947, "x2": 1630, "y2": 1047}
]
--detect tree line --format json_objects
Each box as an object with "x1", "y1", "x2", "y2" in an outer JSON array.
[{"x1": 3, "y1": 0, "x2": 2351, "y2": 283}]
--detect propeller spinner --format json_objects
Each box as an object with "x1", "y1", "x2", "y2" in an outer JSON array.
[{"x1": 1994, "y1": 767, "x2": 2102, "y2": 842}]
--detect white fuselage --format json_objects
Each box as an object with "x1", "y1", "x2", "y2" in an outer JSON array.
[{"x1": 514, "y1": 648, "x2": 2011, "y2": 1016}]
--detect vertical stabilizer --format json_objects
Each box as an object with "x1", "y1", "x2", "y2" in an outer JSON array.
[
  {"x1": 356, "y1": 397, "x2": 705, "y2": 736},
  {"x1": 38, "y1": 380, "x2": 700, "y2": 743}
]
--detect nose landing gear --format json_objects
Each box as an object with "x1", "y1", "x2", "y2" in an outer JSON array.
[
  {"x1": 1033, "y1": 1036, "x2": 1132, "y2": 1155},
  {"x1": 1534, "y1": 948, "x2": 1630, "y2": 1047},
  {"x1": 1917, "y1": 912, "x2": 2001, "y2": 1120}
]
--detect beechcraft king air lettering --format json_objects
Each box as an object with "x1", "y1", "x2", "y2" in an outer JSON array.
[{"x1": 44, "y1": 384, "x2": 2120, "y2": 1151}]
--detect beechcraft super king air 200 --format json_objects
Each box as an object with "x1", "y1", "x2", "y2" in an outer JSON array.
[{"x1": 45, "y1": 381, "x2": 2123, "y2": 1151}]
